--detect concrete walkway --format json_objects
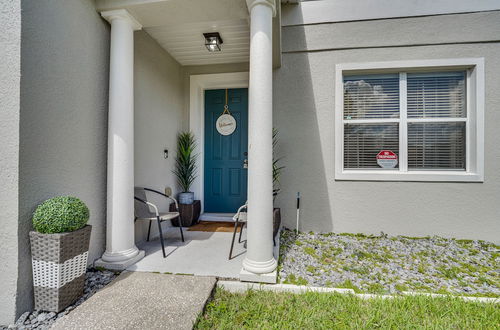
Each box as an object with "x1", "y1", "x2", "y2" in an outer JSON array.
[{"x1": 52, "y1": 272, "x2": 216, "y2": 330}]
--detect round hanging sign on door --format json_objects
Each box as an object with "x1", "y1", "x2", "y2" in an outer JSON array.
[
  {"x1": 216, "y1": 90, "x2": 237, "y2": 136},
  {"x1": 216, "y1": 112, "x2": 236, "y2": 135}
]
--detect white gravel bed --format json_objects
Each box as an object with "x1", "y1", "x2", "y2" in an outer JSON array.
[
  {"x1": 278, "y1": 229, "x2": 499, "y2": 297},
  {"x1": 3, "y1": 268, "x2": 117, "y2": 330}
]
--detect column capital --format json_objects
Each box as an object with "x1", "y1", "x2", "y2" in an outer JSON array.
[
  {"x1": 246, "y1": 0, "x2": 276, "y2": 17},
  {"x1": 101, "y1": 9, "x2": 142, "y2": 31}
]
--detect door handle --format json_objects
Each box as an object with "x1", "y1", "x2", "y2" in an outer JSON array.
[{"x1": 243, "y1": 159, "x2": 248, "y2": 169}]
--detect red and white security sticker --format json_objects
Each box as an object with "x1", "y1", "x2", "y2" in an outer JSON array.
[{"x1": 376, "y1": 150, "x2": 398, "y2": 168}]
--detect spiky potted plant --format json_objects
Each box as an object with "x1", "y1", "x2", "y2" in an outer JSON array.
[
  {"x1": 173, "y1": 132, "x2": 198, "y2": 205},
  {"x1": 30, "y1": 196, "x2": 91, "y2": 312}
]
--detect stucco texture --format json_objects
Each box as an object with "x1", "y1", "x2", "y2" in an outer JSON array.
[
  {"x1": 274, "y1": 11, "x2": 500, "y2": 243},
  {"x1": 133, "y1": 31, "x2": 185, "y2": 241},
  {"x1": 18, "y1": 0, "x2": 110, "y2": 319},
  {"x1": 0, "y1": 0, "x2": 21, "y2": 325}
]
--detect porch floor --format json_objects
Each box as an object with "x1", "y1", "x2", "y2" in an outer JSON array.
[{"x1": 127, "y1": 225, "x2": 248, "y2": 279}]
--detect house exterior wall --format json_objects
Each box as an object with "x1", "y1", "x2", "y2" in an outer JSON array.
[
  {"x1": 0, "y1": 0, "x2": 21, "y2": 325},
  {"x1": 133, "y1": 31, "x2": 184, "y2": 241},
  {"x1": 1, "y1": 1, "x2": 498, "y2": 324},
  {"x1": 15, "y1": 0, "x2": 110, "y2": 321},
  {"x1": 274, "y1": 10, "x2": 500, "y2": 243}
]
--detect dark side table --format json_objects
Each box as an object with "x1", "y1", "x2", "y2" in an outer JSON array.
[{"x1": 170, "y1": 200, "x2": 201, "y2": 227}]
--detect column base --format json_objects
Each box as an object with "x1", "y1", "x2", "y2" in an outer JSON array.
[
  {"x1": 242, "y1": 256, "x2": 277, "y2": 274},
  {"x1": 239, "y1": 268, "x2": 277, "y2": 284},
  {"x1": 94, "y1": 250, "x2": 145, "y2": 271}
]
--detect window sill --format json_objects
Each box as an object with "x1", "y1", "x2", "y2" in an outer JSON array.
[{"x1": 335, "y1": 170, "x2": 483, "y2": 182}]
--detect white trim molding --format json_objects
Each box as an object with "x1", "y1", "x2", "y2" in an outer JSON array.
[
  {"x1": 334, "y1": 58, "x2": 485, "y2": 182},
  {"x1": 101, "y1": 9, "x2": 142, "y2": 31},
  {"x1": 189, "y1": 72, "x2": 249, "y2": 213},
  {"x1": 282, "y1": 0, "x2": 500, "y2": 26}
]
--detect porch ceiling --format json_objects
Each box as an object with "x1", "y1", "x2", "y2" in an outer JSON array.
[
  {"x1": 96, "y1": 0, "x2": 281, "y2": 67},
  {"x1": 146, "y1": 19, "x2": 250, "y2": 66}
]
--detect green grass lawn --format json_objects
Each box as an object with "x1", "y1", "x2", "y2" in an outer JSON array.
[{"x1": 195, "y1": 289, "x2": 499, "y2": 329}]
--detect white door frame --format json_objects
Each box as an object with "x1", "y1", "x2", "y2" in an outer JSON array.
[{"x1": 189, "y1": 72, "x2": 249, "y2": 214}]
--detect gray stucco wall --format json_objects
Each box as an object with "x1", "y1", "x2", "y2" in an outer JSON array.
[
  {"x1": 274, "y1": 11, "x2": 500, "y2": 243},
  {"x1": 133, "y1": 31, "x2": 184, "y2": 241},
  {"x1": 0, "y1": 0, "x2": 21, "y2": 325},
  {"x1": 17, "y1": 0, "x2": 109, "y2": 319}
]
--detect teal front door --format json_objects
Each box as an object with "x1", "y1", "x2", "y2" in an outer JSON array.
[{"x1": 204, "y1": 88, "x2": 248, "y2": 213}]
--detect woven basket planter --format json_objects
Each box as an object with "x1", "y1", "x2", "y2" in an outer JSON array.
[{"x1": 29, "y1": 225, "x2": 91, "y2": 312}]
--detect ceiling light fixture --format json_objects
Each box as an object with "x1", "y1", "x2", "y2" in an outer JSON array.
[{"x1": 203, "y1": 32, "x2": 223, "y2": 52}]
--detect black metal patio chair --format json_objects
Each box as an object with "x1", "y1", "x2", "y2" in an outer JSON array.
[
  {"x1": 228, "y1": 202, "x2": 278, "y2": 260},
  {"x1": 134, "y1": 187, "x2": 184, "y2": 258},
  {"x1": 229, "y1": 202, "x2": 247, "y2": 260}
]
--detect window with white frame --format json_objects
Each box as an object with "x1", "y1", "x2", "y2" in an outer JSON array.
[{"x1": 335, "y1": 59, "x2": 484, "y2": 182}]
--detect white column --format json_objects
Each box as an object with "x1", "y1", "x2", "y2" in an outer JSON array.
[
  {"x1": 241, "y1": 0, "x2": 277, "y2": 280},
  {"x1": 95, "y1": 10, "x2": 144, "y2": 270}
]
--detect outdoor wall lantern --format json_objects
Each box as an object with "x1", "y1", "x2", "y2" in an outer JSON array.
[{"x1": 203, "y1": 32, "x2": 223, "y2": 52}]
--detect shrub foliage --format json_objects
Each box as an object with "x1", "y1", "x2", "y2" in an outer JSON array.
[
  {"x1": 173, "y1": 131, "x2": 198, "y2": 193},
  {"x1": 32, "y1": 196, "x2": 89, "y2": 234}
]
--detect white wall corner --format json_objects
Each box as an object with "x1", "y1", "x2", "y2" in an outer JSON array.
[{"x1": 100, "y1": 9, "x2": 142, "y2": 30}]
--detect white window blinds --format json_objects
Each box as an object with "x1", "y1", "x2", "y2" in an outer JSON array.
[
  {"x1": 344, "y1": 123, "x2": 399, "y2": 169},
  {"x1": 343, "y1": 71, "x2": 467, "y2": 171},
  {"x1": 408, "y1": 122, "x2": 466, "y2": 170},
  {"x1": 407, "y1": 72, "x2": 466, "y2": 118}
]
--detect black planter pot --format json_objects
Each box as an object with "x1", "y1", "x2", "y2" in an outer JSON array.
[
  {"x1": 273, "y1": 208, "x2": 281, "y2": 241},
  {"x1": 171, "y1": 200, "x2": 201, "y2": 227}
]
